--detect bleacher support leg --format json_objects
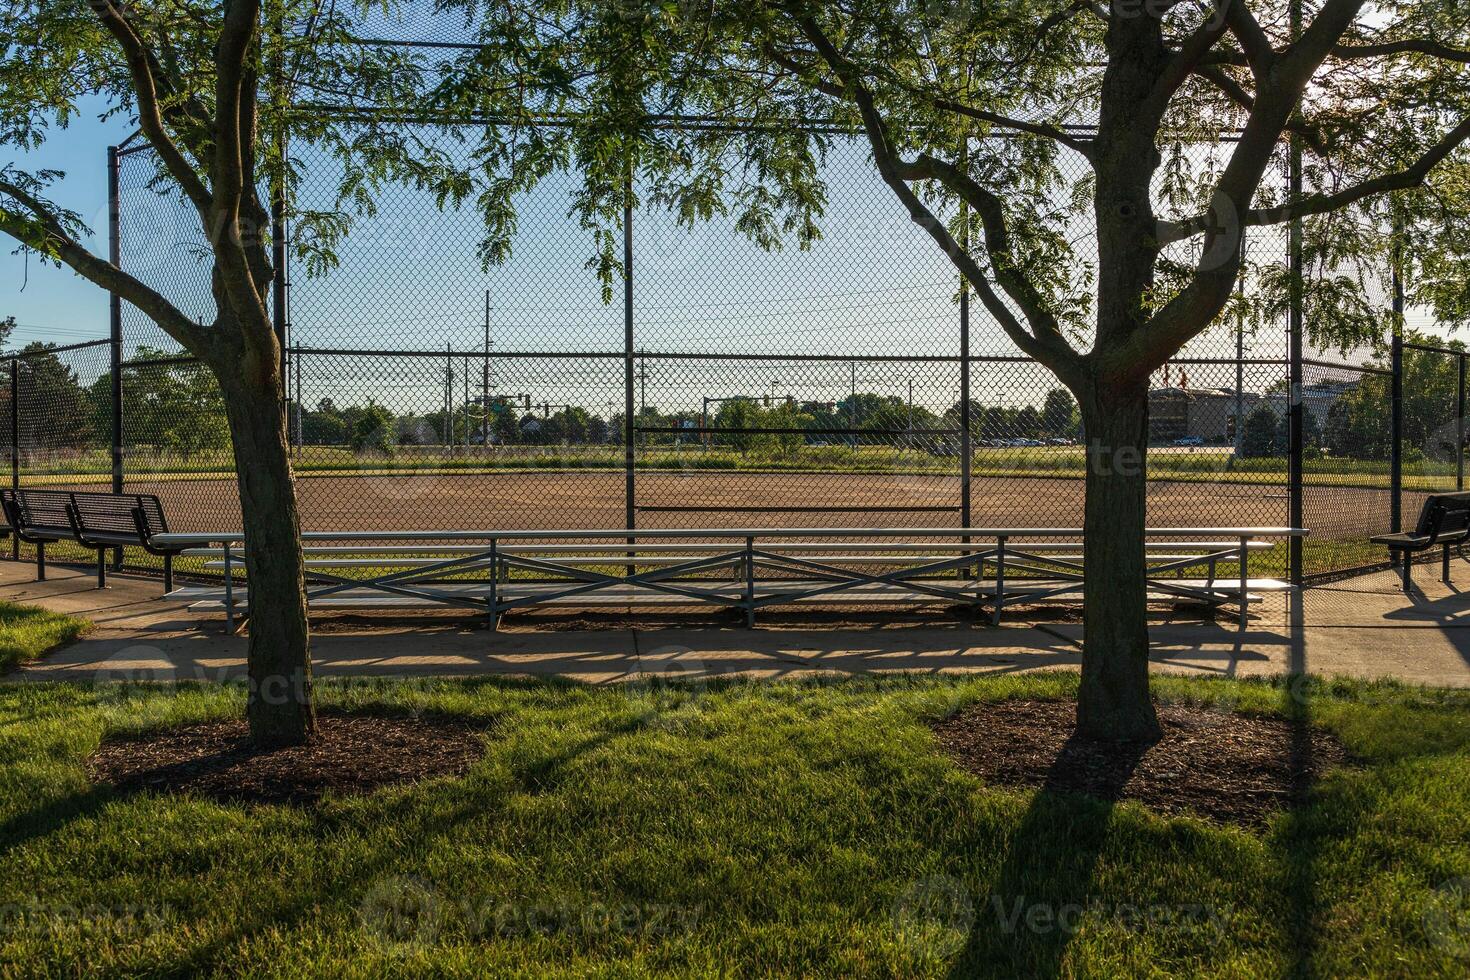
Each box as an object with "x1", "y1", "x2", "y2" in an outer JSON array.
[
  {"x1": 97, "y1": 549, "x2": 107, "y2": 589},
  {"x1": 163, "y1": 554, "x2": 173, "y2": 594},
  {"x1": 1444, "y1": 544, "x2": 1452, "y2": 584},
  {"x1": 1238, "y1": 537, "x2": 1249, "y2": 631},
  {"x1": 744, "y1": 536, "x2": 755, "y2": 628},
  {"x1": 35, "y1": 541, "x2": 44, "y2": 581}
]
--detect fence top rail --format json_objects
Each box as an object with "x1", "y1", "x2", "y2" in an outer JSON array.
[
  {"x1": 8, "y1": 338, "x2": 112, "y2": 360},
  {"x1": 152, "y1": 527, "x2": 1310, "y2": 548}
]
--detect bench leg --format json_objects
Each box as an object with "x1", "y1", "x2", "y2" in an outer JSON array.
[
  {"x1": 97, "y1": 549, "x2": 107, "y2": 589},
  {"x1": 1445, "y1": 544, "x2": 1453, "y2": 584},
  {"x1": 1401, "y1": 552, "x2": 1413, "y2": 594},
  {"x1": 35, "y1": 541, "x2": 44, "y2": 582},
  {"x1": 163, "y1": 553, "x2": 173, "y2": 595}
]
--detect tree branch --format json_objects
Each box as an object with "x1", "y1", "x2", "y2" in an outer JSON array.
[
  {"x1": 90, "y1": 0, "x2": 213, "y2": 217},
  {"x1": 1334, "y1": 39, "x2": 1470, "y2": 64},
  {"x1": 786, "y1": 8, "x2": 1080, "y2": 376},
  {"x1": 764, "y1": 43, "x2": 1093, "y2": 157},
  {"x1": 209, "y1": 0, "x2": 273, "y2": 349},
  {"x1": 1194, "y1": 64, "x2": 1328, "y2": 155},
  {"x1": 0, "y1": 180, "x2": 206, "y2": 352},
  {"x1": 1161, "y1": 113, "x2": 1470, "y2": 242},
  {"x1": 1153, "y1": 1, "x2": 1236, "y2": 107},
  {"x1": 1220, "y1": 0, "x2": 1276, "y2": 77}
]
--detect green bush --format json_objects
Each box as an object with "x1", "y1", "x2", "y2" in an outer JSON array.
[{"x1": 349, "y1": 404, "x2": 396, "y2": 456}]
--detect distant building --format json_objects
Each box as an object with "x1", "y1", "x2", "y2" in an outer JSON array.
[
  {"x1": 1261, "y1": 379, "x2": 1358, "y2": 431},
  {"x1": 1148, "y1": 384, "x2": 1260, "y2": 443}
]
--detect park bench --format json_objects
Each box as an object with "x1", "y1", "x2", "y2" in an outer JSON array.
[
  {"x1": 151, "y1": 527, "x2": 1306, "y2": 633},
  {"x1": 1371, "y1": 491, "x2": 1470, "y2": 593},
  {"x1": 0, "y1": 488, "x2": 185, "y2": 591}
]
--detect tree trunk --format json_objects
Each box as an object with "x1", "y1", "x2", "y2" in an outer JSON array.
[
  {"x1": 219, "y1": 369, "x2": 315, "y2": 747},
  {"x1": 1076, "y1": 378, "x2": 1162, "y2": 742}
]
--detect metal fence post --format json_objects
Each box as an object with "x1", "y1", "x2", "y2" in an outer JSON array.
[
  {"x1": 1458, "y1": 354, "x2": 1466, "y2": 492},
  {"x1": 959, "y1": 230, "x2": 972, "y2": 536},
  {"x1": 9, "y1": 358, "x2": 17, "y2": 561},
  {"x1": 1287, "y1": 122, "x2": 1305, "y2": 588},
  {"x1": 108, "y1": 145, "x2": 124, "y2": 498},
  {"x1": 1390, "y1": 251, "x2": 1405, "y2": 535},
  {"x1": 108, "y1": 146, "x2": 126, "y2": 569},
  {"x1": 623, "y1": 171, "x2": 636, "y2": 575}
]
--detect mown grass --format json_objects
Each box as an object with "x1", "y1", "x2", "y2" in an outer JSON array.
[
  {"x1": 0, "y1": 672, "x2": 1466, "y2": 976},
  {"x1": 0, "y1": 601, "x2": 87, "y2": 673}
]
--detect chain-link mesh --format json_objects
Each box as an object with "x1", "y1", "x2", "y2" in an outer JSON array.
[
  {"x1": 17, "y1": 96, "x2": 1414, "y2": 589},
  {"x1": 7, "y1": 341, "x2": 115, "y2": 566}
]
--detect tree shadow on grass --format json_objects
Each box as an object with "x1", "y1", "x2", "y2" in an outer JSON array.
[
  {"x1": 0, "y1": 785, "x2": 118, "y2": 858},
  {"x1": 1280, "y1": 595, "x2": 1324, "y2": 979},
  {"x1": 947, "y1": 729, "x2": 1151, "y2": 978}
]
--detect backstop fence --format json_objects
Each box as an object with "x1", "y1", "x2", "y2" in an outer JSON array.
[{"x1": 5, "y1": 121, "x2": 1439, "y2": 588}]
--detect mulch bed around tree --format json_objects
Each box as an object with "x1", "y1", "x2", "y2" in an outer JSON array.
[
  {"x1": 86, "y1": 712, "x2": 487, "y2": 806},
  {"x1": 931, "y1": 700, "x2": 1350, "y2": 827}
]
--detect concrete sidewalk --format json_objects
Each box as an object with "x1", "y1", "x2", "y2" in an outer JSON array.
[{"x1": 3, "y1": 559, "x2": 1469, "y2": 688}]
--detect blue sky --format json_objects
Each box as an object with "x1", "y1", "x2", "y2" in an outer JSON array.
[
  {"x1": 3, "y1": 95, "x2": 1451, "y2": 418},
  {"x1": 1, "y1": 96, "x2": 134, "y2": 348}
]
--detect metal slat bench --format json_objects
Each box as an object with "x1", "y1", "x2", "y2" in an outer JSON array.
[
  {"x1": 0, "y1": 488, "x2": 185, "y2": 591},
  {"x1": 151, "y1": 527, "x2": 1306, "y2": 633},
  {"x1": 1372, "y1": 491, "x2": 1470, "y2": 593}
]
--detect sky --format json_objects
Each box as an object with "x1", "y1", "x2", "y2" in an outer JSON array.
[
  {"x1": 1, "y1": 97, "x2": 135, "y2": 348},
  {"x1": 2, "y1": 94, "x2": 1455, "y2": 420}
]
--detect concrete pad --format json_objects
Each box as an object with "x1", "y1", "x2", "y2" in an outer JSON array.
[{"x1": 4, "y1": 557, "x2": 1470, "y2": 690}]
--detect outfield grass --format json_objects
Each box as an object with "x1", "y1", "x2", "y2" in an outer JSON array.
[
  {"x1": 1, "y1": 672, "x2": 1466, "y2": 976},
  {"x1": 0, "y1": 601, "x2": 87, "y2": 673}
]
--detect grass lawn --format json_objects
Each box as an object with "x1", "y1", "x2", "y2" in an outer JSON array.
[
  {"x1": 0, "y1": 601, "x2": 87, "y2": 673},
  {"x1": 1, "y1": 673, "x2": 1468, "y2": 976}
]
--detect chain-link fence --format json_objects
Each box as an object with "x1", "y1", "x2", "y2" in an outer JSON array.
[{"x1": 4, "y1": 112, "x2": 1425, "y2": 590}]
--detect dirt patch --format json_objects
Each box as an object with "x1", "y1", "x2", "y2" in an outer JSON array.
[
  {"x1": 931, "y1": 699, "x2": 1349, "y2": 827},
  {"x1": 86, "y1": 712, "x2": 487, "y2": 806}
]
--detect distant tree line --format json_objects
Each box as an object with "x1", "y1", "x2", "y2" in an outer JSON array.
[
  {"x1": 1238, "y1": 333, "x2": 1464, "y2": 463},
  {"x1": 5, "y1": 347, "x2": 1083, "y2": 459}
]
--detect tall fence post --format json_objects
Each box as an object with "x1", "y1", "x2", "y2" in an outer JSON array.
[
  {"x1": 9, "y1": 358, "x2": 17, "y2": 561},
  {"x1": 959, "y1": 230, "x2": 972, "y2": 538},
  {"x1": 623, "y1": 172, "x2": 636, "y2": 572},
  {"x1": 108, "y1": 146, "x2": 124, "y2": 498},
  {"x1": 1287, "y1": 122, "x2": 1305, "y2": 589},
  {"x1": 108, "y1": 146, "x2": 126, "y2": 570},
  {"x1": 1390, "y1": 245, "x2": 1404, "y2": 535},
  {"x1": 1458, "y1": 354, "x2": 1466, "y2": 492}
]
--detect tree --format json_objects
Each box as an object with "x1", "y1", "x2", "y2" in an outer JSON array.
[
  {"x1": 1042, "y1": 389, "x2": 1079, "y2": 439},
  {"x1": 715, "y1": 398, "x2": 770, "y2": 453},
  {"x1": 0, "y1": 2, "x2": 554, "y2": 745},
  {"x1": 94, "y1": 350, "x2": 231, "y2": 459},
  {"x1": 481, "y1": 0, "x2": 1470, "y2": 741},
  {"x1": 15, "y1": 342, "x2": 93, "y2": 452},
  {"x1": 0, "y1": 316, "x2": 14, "y2": 351},
  {"x1": 1323, "y1": 331, "x2": 1463, "y2": 460},
  {"x1": 350, "y1": 403, "x2": 396, "y2": 456},
  {"x1": 1239, "y1": 405, "x2": 1281, "y2": 458}
]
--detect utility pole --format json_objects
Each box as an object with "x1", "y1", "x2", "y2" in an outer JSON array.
[
  {"x1": 483, "y1": 289, "x2": 492, "y2": 449},
  {"x1": 637, "y1": 349, "x2": 648, "y2": 414},
  {"x1": 445, "y1": 344, "x2": 453, "y2": 450}
]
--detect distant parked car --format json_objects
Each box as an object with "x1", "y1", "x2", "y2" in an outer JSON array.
[{"x1": 1173, "y1": 436, "x2": 1204, "y2": 447}]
